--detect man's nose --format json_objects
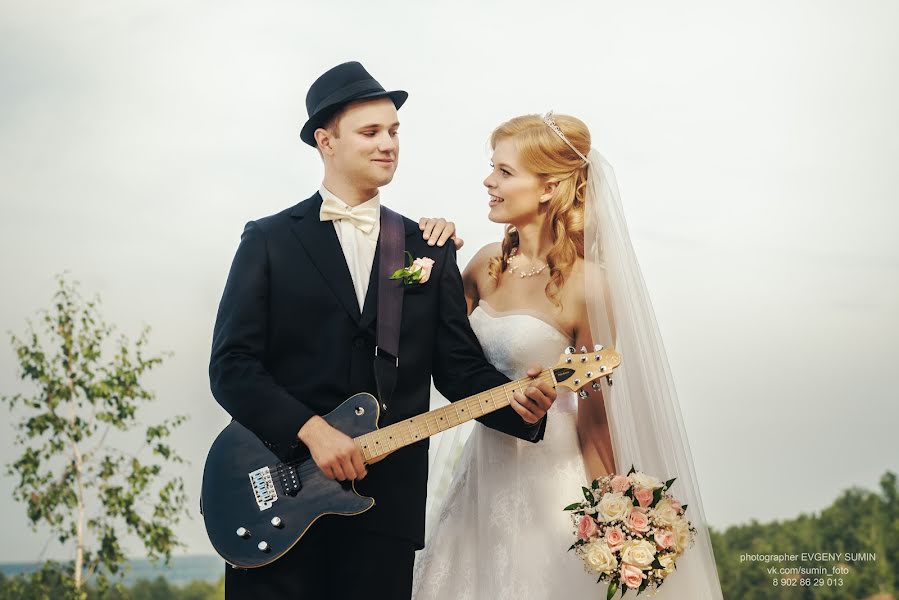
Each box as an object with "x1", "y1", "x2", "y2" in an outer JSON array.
[{"x1": 377, "y1": 132, "x2": 397, "y2": 152}]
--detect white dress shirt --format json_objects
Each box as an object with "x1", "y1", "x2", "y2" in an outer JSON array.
[{"x1": 319, "y1": 185, "x2": 381, "y2": 312}]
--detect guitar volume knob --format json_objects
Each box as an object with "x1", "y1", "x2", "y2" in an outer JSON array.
[
  {"x1": 236, "y1": 527, "x2": 250, "y2": 539},
  {"x1": 258, "y1": 541, "x2": 270, "y2": 552},
  {"x1": 271, "y1": 517, "x2": 283, "y2": 528}
]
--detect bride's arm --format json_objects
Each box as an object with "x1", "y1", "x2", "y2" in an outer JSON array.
[
  {"x1": 572, "y1": 292, "x2": 618, "y2": 482},
  {"x1": 460, "y1": 242, "x2": 501, "y2": 316}
]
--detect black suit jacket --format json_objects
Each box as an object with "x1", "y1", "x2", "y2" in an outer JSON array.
[{"x1": 209, "y1": 192, "x2": 547, "y2": 548}]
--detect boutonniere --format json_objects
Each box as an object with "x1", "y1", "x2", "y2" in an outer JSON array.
[{"x1": 390, "y1": 251, "x2": 435, "y2": 285}]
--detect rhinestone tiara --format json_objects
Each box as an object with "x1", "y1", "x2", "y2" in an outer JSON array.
[{"x1": 542, "y1": 110, "x2": 590, "y2": 165}]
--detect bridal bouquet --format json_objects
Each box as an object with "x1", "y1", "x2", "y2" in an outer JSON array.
[{"x1": 564, "y1": 465, "x2": 696, "y2": 598}]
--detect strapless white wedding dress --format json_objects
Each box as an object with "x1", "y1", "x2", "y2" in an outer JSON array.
[{"x1": 412, "y1": 300, "x2": 600, "y2": 600}]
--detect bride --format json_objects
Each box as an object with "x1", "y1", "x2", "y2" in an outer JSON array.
[{"x1": 411, "y1": 112, "x2": 723, "y2": 599}]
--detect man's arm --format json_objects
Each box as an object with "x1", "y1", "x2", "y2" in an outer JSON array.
[
  {"x1": 431, "y1": 243, "x2": 549, "y2": 442},
  {"x1": 209, "y1": 221, "x2": 316, "y2": 457}
]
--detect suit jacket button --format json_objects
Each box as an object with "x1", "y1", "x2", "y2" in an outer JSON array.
[
  {"x1": 381, "y1": 403, "x2": 388, "y2": 412},
  {"x1": 354, "y1": 337, "x2": 364, "y2": 349}
]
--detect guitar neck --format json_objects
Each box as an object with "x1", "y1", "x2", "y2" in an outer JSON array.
[{"x1": 355, "y1": 370, "x2": 557, "y2": 464}]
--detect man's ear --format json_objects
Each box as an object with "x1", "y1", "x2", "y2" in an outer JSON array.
[
  {"x1": 315, "y1": 128, "x2": 335, "y2": 156},
  {"x1": 539, "y1": 181, "x2": 559, "y2": 203}
]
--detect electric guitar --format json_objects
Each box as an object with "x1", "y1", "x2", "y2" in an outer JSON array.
[{"x1": 200, "y1": 344, "x2": 620, "y2": 568}]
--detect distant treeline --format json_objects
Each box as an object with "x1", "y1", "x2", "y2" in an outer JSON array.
[
  {"x1": 710, "y1": 471, "x2": 897, "y2": 599},
  {"x1": 2, "y1": 471, "x2": 895, "y2": 599},
  {"x1": 0, "y1": 565, "x2": 223, "y2": 600}
]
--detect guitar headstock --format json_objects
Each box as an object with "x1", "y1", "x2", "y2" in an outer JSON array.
[{"x1": 552, "y1": 345, "x2": 621, "y2": 395}]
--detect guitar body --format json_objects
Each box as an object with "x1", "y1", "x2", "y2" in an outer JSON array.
[{"x1": 201, "y1": 393, "x2": 380, "y2": 568}]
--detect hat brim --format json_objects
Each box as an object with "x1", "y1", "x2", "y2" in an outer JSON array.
[{"x1": 300, "y1": 89, "x2": 408, "y2": 147}]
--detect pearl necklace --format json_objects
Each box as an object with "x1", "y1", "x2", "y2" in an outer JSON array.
[{"x1": 508, "y1": 248, "x2": 548, "y2": 278}]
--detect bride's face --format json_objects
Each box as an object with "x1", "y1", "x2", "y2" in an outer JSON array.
[{"x1": 483, "y1": 138, "x2": 547, "y2": 226}]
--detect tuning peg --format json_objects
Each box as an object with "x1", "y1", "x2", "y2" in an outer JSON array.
[
  {"x1": 592, "y1": 382, "x2": 601, "y2": 391},
  {"x1": 580, "y1": 346, "x2": 587, "y2": 353},
  {"x1": 605, "y1": 375, "x2": 613, "y2": 386},
  {"x1": 565, "y1": 346, "x2": 576, "y2": 355},
  {"x1": 578, "y1": 389, "x2": 589, "y2": 399},
  {"x1": 594, "y1": 344, "x2": 603, "y2": 352}
]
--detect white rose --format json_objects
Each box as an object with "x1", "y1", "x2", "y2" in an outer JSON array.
[
  {"x1": 672, "y1": 518, "x2": 693, "y2": 553},
  {"x1": 657, "y1": 553, "x2": 676, "y2": 577},
  {"x1": 620, "y1": 539, "x2": 657, "y2": 569},
  {"x1": 597, "y1": 492, "x2": 633, "y2": 522},
  {"x1": 650, "y1": 498, "x2": 679, "y2": 527},
  {"x1": 582, "y1": 540, "x2": 618, "y2": 574},
  {"x1": 628, "y1": 471, "x2": 663, "y2": 490}
]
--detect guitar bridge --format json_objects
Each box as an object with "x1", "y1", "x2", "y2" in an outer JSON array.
[{"x1": 248, "y1": 467, "x2": 278, "y2": 511}]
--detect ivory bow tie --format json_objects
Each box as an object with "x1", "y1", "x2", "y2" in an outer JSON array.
[{"x1": 319, "y1": 196, "x2": 378, "y2": 234}]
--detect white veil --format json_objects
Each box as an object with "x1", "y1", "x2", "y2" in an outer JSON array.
[{"x1": 584, "y1": 148, "x2": 723, "y2": 598}]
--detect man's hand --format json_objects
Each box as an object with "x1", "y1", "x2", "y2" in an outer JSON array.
[
  {"x1": 297, "y1": 416, "x2": 367, "y2": 481},
  {"x1": 419, "y1": 217, "x2": 464, "y2": 250},
  {"x1": 510, "y1": 366, "x2": 556, "y2": 424}
]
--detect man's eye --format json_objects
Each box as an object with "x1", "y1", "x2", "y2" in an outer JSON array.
[
  {"x1": 501, "y1": 169, "x2": 511, "y2": 176},
  {"x1": 390, "y1": 130, "x2": 399, "y2": 137},
  {"x1": 363, "y1": 131, "x2": 376, "y2": 136}
]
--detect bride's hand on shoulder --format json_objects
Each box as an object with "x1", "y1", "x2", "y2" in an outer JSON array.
[
  {"x1": 419, "y1": 217, "x2": 464, "y2": 250},
  {"x1": 510, "y1": 366, "x2": 557, "y2": 423}
]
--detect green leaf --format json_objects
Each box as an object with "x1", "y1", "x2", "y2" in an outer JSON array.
[
  {"x1": 592, "y1": 478, "x2": 600, "y2": 490},
  {"x1": 606, "y1": 579, "x2": 619, "y2": 600},
  {"x1": 627, "y1": 464, "x2": 636, "y2": 475},
  {"x1": 582, "y1": 486, "x2": 594, "y2": 502},
  {"x1": 390, "y1": 268, "x2": 406, "y2": 279},
  {"x1": 563, "y1": 502, "x2": 582, "y2": 511},
  {"x1": 664, "y1": 477, "x2": 676, "y2": 489}
]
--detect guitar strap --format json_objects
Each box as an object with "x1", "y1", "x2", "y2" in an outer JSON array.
[{"x1": 373, "y1": 206, "x2": 404, "y2": 411}]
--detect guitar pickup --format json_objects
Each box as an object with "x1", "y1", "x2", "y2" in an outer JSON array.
[{"x1": 276, "y1": 463, "x2": 302, "y2": 497}]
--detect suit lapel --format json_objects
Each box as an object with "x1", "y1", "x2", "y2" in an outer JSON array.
[{"x1": 289, "y1": 192, "x2": 362, "y2": 323}]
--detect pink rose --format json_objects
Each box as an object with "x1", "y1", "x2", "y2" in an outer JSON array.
[
  {"x1": 577, "y1": 515, "x2": 599, "y2": 541},
  {"x1": 654, "y1": 530, "x2": 675, "y2": 550},
  {"x1": 634, "y1": 487, "x2": 654, "y2": 508},
  {"x1": 610, "y1": 475, "x2": 630, "y2": 493},
  {"x1": 605, "y1": 527, "x2": 625, "y2": 552},
  {"x1": 411, "y1": 257, "x2": 435, "y2": 283},
  {"x1": 626, "y1": 508, "x2": 650, "y2": 533},
  {"x1": 619, "y1": 562, "x2": 647, "y2": 589}
]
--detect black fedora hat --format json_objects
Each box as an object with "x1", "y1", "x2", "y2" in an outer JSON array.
[{"x1": 300, "y1": 61, "x2": 408, "y2": 147}]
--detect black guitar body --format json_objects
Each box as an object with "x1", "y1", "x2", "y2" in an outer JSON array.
[{"x1": 201, "y1": 393, "x2": 380, "y2": 568}]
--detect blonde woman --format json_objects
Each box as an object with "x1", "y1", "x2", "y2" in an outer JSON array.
[{"x1": 412, "y1": 113, "x2": 723, "y2": 599}]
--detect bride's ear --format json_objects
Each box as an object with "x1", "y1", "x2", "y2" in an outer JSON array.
[{"x1": 539, "y1": 181, "x2": 558, "y2": 203}]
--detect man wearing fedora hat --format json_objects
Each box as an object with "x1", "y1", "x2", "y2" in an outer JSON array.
[{"x1": 209, "y1": 61, "x2": 556, "y2": 598}]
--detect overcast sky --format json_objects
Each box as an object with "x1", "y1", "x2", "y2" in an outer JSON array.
[{"x1": 1, "y1": 0, "x2": 897, "y2": 563}]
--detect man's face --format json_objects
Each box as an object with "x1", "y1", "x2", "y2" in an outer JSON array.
[{"x1": 321, "y1": 97, "x2": 400, "y2": 189}]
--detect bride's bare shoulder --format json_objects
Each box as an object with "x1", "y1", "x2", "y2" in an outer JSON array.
[{"x1": 462, "y1": 242, "x2": 502, "y2": 285}]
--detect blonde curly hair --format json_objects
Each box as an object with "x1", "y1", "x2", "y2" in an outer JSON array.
[{"x1": 487, "y1": 113, "x2": 591, "y2": 307}]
